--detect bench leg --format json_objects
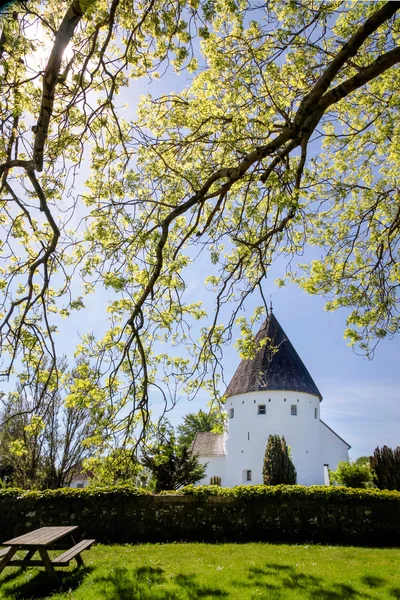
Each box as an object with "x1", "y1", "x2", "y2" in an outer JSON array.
[
  {"x1": 69, "y1": 533, "x2": 84, "y2": 568},
  {"x1": 0, "y1": 547, "x2": 17, "y2": 576},
  {"x1": 38, "y1": 548, "x2": 59, "y2": 584},
  {"x1": 20, "y1": 548, "x2": 36, "y2": 570},
  {"x1": 23, "y1": 548, "x2": 36, "y2": 560},
  {"x1": 75, "y1": 553, "x2": 84, "y2": 568}
]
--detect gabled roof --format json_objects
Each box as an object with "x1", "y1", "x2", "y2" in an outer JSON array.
[
  {"x1": 225, "y1": 311, "x2": 322, "y2": 400},
  {"x1": 191, "y1": 432, "x2": 226, "y2": 457},
  {"x1": 320, "y1": 420, "x2": 351, "y2": 449}
]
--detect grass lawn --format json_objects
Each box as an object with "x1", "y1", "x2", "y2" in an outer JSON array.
[{"x1": 0, "y1": 543, "x2": 399, "y2": 600}]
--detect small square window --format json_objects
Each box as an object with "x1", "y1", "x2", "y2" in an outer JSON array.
[
  {"x1": 314, "y1": 407, "x2": 318, "y2": 419},
  {"x1": 257, "y1": 404, "x2": 266, "y2": 415},
  {"x1": 291, "y1": 405, "x2": 297, "y2": 416},
  {"x1": 229, "y1": 408, "x2": 234, "y2": 419},
  {"x1": 77, "y1": 483, "x2": 84, "y2": 489},
  {"x1": 246, "y1": 470, "x2": 252, "y2": 482}
]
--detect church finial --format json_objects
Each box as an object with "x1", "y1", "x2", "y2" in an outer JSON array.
[{"x1": 270, "y1": 296, "x2": 273, "y2": 313}]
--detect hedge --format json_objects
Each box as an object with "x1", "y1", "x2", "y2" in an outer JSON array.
[{"x1": 0, "y1": 484, "x2": 399, "y2": 546}]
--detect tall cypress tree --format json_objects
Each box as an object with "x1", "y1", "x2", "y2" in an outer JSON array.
[
  {"x1": 263, "y1": 434, "x2": 297, "y2": 485},
  {"x1": 371, "y1": 446, "x2": 400, "y2": 491}
]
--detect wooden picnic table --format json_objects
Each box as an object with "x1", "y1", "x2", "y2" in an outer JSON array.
[{"x1": 0, "y1": 526, "x2": 95, "y2": 583}]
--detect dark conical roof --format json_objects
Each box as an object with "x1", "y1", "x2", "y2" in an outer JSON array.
[{"x1": 225, "y1": 312, "x2": 322, "y2": 400}]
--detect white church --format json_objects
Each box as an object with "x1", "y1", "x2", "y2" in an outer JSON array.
[{"x1": 192, "y1": 309, "x2": 350, "y2": 486}]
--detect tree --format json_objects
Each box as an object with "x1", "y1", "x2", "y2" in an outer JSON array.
[
  {"x1": 177, "y1": 409, "x2": 225, "y2": 448},
  {"x1": 262, "y1": 434, "x2": 296, "y2": 485},
  {"x1": 330, "y1": 461, "x2": 373, "y2": 489},
  {"x1": 353, "y1": 456, "x2": 371, "y2": 468},
  {"x1": 1, "y1": 2, "x2": 400, "y2": 444},
  {"x1": 0, "y1": 360, "x2": 96, "y2": 489},
  {"x1": 371, "y1": 446, "x2": 400, "y2": 491},
  {"x1": 85, "y1": 448, "x2": 145, "y2": 487},
  {"x1": 141, "y1": 426, "x2": 206, "y2": 492}
]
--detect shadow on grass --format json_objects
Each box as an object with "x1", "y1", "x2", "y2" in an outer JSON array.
[
  {"x1": 232, "y1": 562, "x2": 385, "y2": 600},
  {"x1": 0, "y1": 559, "x2": 394, "y2": 600},
  {"x1": 0, "y1": 566, "x2": 92, "y2": 599},
  {"x1": 94, "y1": 565, "x2": 229, "y2": 600},
  {"x1": 362, "y1": 575, "x2": 386, "y2": 588}
]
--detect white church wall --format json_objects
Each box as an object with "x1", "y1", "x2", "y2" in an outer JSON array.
[
  {"x1": 223, "y1": 390, "x2": 324, "y2": 487},
  {"x1": 320, "y1": 421, "x2": 350, "y2": 473},
  {"x1": 197, "y1": 456, "x2": 225, "y2": 486}
]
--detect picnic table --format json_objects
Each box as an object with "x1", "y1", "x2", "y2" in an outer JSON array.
[{"x1": 0, "y1": 526, "x2": 95, "y2": 583}]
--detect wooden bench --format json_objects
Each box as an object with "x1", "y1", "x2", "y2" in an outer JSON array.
[
  {"x1": 52, "y1": 539, "x2": 95, "y2": 566},
  {"x1": 0, "y1": 527, "x2": 95, "y2": 582}
]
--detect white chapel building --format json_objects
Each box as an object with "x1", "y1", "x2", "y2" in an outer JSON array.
[{"x1": 192, "y1": 310, "x2": 350, "y2": 486}]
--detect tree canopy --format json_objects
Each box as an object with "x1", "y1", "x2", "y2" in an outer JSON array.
[
  {"x1": 177, "y1": 409, "x2": 224, "y2": 448},
  {"x1": 1, "y1": 1, "x2": 400, "y2": 446},
  {"x1": 0, "y1": 358, "x2": 96, "y2": 488}
]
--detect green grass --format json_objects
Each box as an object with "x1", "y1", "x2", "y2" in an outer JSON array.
[{"x1": 0, "y1": 543, "x2": 400, "y2": 600}]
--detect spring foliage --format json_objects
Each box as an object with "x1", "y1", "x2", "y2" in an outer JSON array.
[
  {"x1": 330, "y1": 461, "x2": 374, "y2": 489},
  {"x1": 1, "y1": 2, "x2": 400, "y2": 444}
]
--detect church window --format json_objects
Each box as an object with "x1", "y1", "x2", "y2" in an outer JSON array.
[
  {"x1": 248, "y1": 431, "x2": 250, "y2": 440},
  {"x1": 257, "y1": 404, "x2": 266, "y2": 415},
  {"x1": 246, "y1": 470, "x2": 252, "y2": 482},
  {"x1": 291, "y1": 405, "x2": 297, "y2": 416},
  {"x1": 315, "y1": 407, "x2": 318, "y2": 419},
  {"x1": 229, "y1": 408, "x2": 234, "y2": 419}
]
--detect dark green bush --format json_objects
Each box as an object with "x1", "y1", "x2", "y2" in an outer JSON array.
[
  {"x1": 262, "y1": 434, "x2": 297, "y2": 485},
  {"x1": 372, "y1": 446, "x2": 400, "y2": 491}
]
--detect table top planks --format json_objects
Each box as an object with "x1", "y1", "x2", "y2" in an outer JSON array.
[{"x1": 3, "y1": 526, "x2": 78, "y2": 547}]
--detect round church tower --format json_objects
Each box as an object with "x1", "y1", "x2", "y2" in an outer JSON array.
[{"x1": 224, "y1": 309, "x2": 324, "y2": 486}]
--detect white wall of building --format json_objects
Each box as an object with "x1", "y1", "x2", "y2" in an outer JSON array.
[
  {"x1": 70, "y1": 478, "x2": 90, "y2": 489},
  {"x1": 197, "y1": 456, "x2": 226, "y2": 485},
  {"x1": 320, "y1": 421, "x2": 350, "y2": 472},
  {"x1": 222, "y1": 390, "x2": 324, "y2": 487}
]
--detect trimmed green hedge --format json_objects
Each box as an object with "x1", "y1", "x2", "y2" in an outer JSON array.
[
  {"x1": 0, "y1": 484, "x2": 151, "y2": 500},
  {"x1": 180, "y1": 484, "x2": 400, "y2": 501},
  {"x1": 1, "y1": 484, "x2": 399, "y2": 546}
]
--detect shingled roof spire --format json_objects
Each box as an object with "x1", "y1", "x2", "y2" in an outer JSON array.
[{"x1": 225, "y1": 312, "x2": 322, "y2": 400}]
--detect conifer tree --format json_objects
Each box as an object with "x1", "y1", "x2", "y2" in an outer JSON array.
[
  {"x1": 263, "y1": 434, "x2": 297, "y2": 485},
  {"x1": 371, "y1": 446, "x2": 400, "y2": 491}
]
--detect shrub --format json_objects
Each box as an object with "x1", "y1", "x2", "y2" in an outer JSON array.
[
  {"x1": 371, "y1": 446, "x2": 400, "y2": 491},
  {"x1": 262, "y1": 434, "x2": 296, "y2": 485},
  {"x1": 330, "y1": 461, "x2": 374, "y2": 488},
  {"x1": 209, "y1": 476, "x2": 221, "y2": 486}
]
